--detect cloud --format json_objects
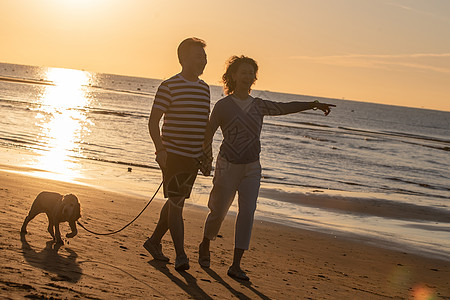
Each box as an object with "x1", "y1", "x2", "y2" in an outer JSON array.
[
  {"x1": 289, "y1": 53, "x2": 450, "y2": 74},
  {"x1": 387, "y1": 1, "x2": 450, "y2": 22},
  {"x1": 388, "y1": 2, "x2": 420, "y2": 13}
]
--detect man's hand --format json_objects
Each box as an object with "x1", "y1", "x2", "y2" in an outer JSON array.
[{"x1": 199, "y1": 152, "x2": 213, "y2": 176}]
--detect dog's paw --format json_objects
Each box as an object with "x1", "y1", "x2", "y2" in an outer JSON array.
[{"x1": 66, "y1": 232, "x2": 77, "y2": 238}]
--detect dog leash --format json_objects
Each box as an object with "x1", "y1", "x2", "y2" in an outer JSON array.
[
  {"x1": 77, "y1": 181, "x2": 163, "y2": 236},
  {"x1": 77, "y1": 154, "x2": 212, "y2": 236}
]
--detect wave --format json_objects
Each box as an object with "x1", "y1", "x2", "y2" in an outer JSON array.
[
  {"x1": 404, "y1": 223, "x2": 450, "y2": 232},
  {"x1": 254, "y1": 164, "x2": 449, "y2": 200},
  {"x1": 386, "y1": 176, "x2": 450, "y2": 192},
  {"x1": 87, "y1": 84, "x2": 155, "y2": 97},
  {"x1": 395, "y1": 138, "x2": 450, "y2": 152},
  {"x1": 86, "y1": 107, "x2": 146, "y2": 119},
  {"x1": 259, "y1": 188, "x2": 450, "y2": 223},
  {"x1": 0, "y1": 98, "x2": 40, "y2": 109},
  {"x1": 77, "y1": 156, "x2": 160, "y2": 170},
  {"x1": 386, "y1": 130, "x2": 450, "y2": 143},
  {"x1": 0, "y1": 97, "x2": 148, "y2": 119},
  {"x1": 0, "y1": 75, "x2": 155, "y2": 97},
  {"x1": 264, "y1": 120, "x2": 448, "y2": 152},
  {"x1": 339, "y1": 126, "x2": 450, "y2": 145},
  {"x1": 0, "y1": 136, "x2": 35, "y2": 146},
  {"x1": 0, "y1": 75, "x2": 54, "y2": 86},
  {"x1": 264, "y1": 119, "x2": 332, "y2": 130}
]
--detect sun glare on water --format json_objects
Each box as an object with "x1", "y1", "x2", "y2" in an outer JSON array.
[{"x1": 32, "y1": 67, "x2": 93, "y2": 181}]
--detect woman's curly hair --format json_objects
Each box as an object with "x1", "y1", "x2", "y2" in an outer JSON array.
[{"x1": 222, "y1": 56, "x2": 258, "y2": 95}]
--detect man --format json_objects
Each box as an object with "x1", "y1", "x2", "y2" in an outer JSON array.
[{"x1": 144, "y1": 37, "x2": 210, "y2": 271}]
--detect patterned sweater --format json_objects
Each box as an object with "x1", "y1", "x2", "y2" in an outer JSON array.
[{"x1": 209, "y1": 95, "x2": 310, "y2": 164}]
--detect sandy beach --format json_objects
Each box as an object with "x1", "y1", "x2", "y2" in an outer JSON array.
[{"x1": 1, "y1": 167, "x2": 449, "y2": 299}]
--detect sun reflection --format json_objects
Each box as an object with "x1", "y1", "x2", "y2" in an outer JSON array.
[
  {"x1": 32, "y1": 67, "x2": 93, "y2": 181},
  {"x1": 43, "y1": 68, "x2": 91, "y2": 109}
]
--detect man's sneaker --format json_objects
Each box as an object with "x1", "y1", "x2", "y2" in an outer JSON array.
[{"x1": 143, "y1": 239, "x2": 169, "y2": 262}]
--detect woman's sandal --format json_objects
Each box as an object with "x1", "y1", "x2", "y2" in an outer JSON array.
[
  {"x1": 198, "y1": 255, "x2": 210, "y2": 268},
  {"x1": 198, "y1": 242, "x2": 210, "y2": 268},
  {"x1": 227, "y1": 266, "x2": 249, "y2": 281},
  {"x1": 175, "y1": 256, "x2": 190, "y2": 271}
]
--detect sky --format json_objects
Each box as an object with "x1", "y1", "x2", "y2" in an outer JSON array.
[{"x1": 1, "y1": 0, "x2": 450, "y2": 111}]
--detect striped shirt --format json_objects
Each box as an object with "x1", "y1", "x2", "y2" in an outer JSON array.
[{"x1": 152, "y1": 74, "x2": 210, "y2": 158}]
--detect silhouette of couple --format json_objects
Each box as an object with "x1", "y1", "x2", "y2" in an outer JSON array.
[{"x1": 144, "y1": 37, "x2": 335, "y2": 281}]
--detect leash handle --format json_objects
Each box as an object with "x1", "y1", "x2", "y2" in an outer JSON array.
[{"x1": 77, "y1": 181, "x2": 163, "y2": 236}]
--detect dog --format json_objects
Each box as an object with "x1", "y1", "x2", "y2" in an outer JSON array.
[{"x1": 21, "y1": 191, "x2": 81, "y2": 244}]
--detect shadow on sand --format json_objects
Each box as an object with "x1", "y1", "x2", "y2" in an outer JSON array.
[
  {"x1": 148, "y1": 260, "x2": 213, "y2": 300},
  {"x1": 148, "y1": 260, "x2": 271, "y2": 300},
  {"x1": 20, "y1": 232, "x2": 82, "y2": 283},
  {"x1": 202, "y1": 267, "x2": 271, "y2": 300}
]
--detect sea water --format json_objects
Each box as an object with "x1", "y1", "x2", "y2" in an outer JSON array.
[{"x1": 1, "y1": 62, "x2": 449, "y2": 260}]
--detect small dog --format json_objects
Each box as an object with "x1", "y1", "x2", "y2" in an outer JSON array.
[{"x1": 21, "y1": 191, "x2": 81, "y2": 244}]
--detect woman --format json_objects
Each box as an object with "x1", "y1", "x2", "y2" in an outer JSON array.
[{"x1": 199, "y1": 56, "x2": 335, "y2": 280}]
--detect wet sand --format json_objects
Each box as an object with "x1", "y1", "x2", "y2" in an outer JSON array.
[{"x1": 1, "y1": 169, "x2": 449, "y2": 299}]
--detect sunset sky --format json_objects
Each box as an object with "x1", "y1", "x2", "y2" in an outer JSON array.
[{"x1": 1, "y1": 0, "x2": 449, "y2": 111}]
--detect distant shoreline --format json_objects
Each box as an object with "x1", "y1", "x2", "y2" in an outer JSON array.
[{"x1": 1, "y1": 61, "x2": 449, "y2": 112}]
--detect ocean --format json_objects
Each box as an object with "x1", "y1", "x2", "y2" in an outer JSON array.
[{"x1": 1, "y1": 62, "x2": 449, "y2": 260}]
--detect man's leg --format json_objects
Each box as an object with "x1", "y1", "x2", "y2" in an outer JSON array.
[
  {"x1": 144, "y1": 200, "x2": 170, "y2": 261},
  {"x1": 167, "y1": 196, "x2": 186, "y2": 258},
  {"x1": 149, "y1": 200, "x2": 170, "y2": 243}
]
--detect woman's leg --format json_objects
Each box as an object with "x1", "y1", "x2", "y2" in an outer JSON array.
[
  {"x1": 228, "y1": 248, "x2": 249, "y2": 281},
  {"x1": 200, "y1": 157, "x2": 243, "y2": 263},
  {"x1": 203, "y1": 157, "x2": 243, "y2": 241},
  {"x1": 199, "y1": 181, "x2": 237, "y2": 265},
  {"x1": 232, "y1": 160, "x2": 261, "y2": 272},
  {"x1": 231, "y1": 248, "x2": 245, "y2": 269}
]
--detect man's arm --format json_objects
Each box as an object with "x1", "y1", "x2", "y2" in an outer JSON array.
[
  {"x1": 202, "y1": 105, "x2": 220, "y2": 155},
  {"x1": 148, "y1": 107, "x2": 167, "y2": 168},
  {"x1": 199, "y1": 113, "x2": 219, "y2": 176}
]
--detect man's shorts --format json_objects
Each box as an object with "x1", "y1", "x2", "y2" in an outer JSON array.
[{"x1": 162, "y1": 152, "x2": 199, "y2": 199}]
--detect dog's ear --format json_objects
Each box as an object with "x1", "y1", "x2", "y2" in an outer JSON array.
[
  {"x1": 63, "y1": 194, "x2": 77, "y2": 203},
  {"x1": 72, "y1": 201, "x2": 81, "y2": 221}
]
